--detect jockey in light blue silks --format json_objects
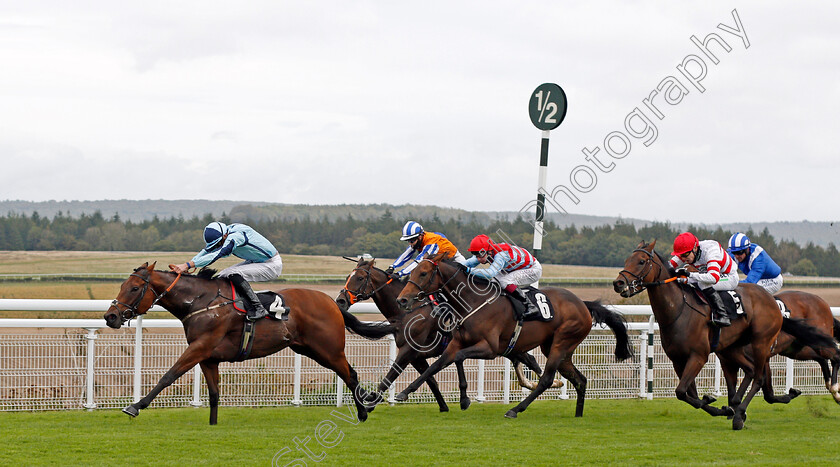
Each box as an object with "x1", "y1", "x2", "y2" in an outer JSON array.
[
  {"x1": 727, "y1": 232, "x2": 784, "y2": 294},
  {"x1": 170, "y1": 222, "x2": 283, "y2": 320}
]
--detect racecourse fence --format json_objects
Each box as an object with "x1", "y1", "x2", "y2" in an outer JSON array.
[{"x1": 0, "y1": 300, "x2": 838, "y2": 412}]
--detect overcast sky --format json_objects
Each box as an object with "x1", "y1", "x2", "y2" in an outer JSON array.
[{"x1": 1, "y1": 1, "x2": 837, "y2": 224}]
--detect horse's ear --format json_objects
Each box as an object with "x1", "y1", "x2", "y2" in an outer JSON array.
[
  {"x1": 148, "y1": 261, "x2": 157, "y2": 270},
  {"x1": 647, "y1": 239, "x2": 657, "y2": 251},
  {"x1": 636, "y1": 240, "x2": 646, "y2": 249},
  {"x1": 432, "y1": 251, "x2": 448, "y2": 262}
]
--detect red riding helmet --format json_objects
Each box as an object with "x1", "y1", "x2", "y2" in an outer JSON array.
[
  {"x1": 468, "y1": 234, "x2": 493, "y2": 255},
  {"x1": 672, "y1": 232, "x2": 699, "y2": 256}
]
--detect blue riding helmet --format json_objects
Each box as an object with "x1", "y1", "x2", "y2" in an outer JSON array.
[
  {"x1": 727, "y1": 232, "x2": 751, "y2": 254},
  {"x1": 399, "y1": 221, "x2": 424, "y2": 241},
  {"x1": 203, "y1": 222, "x2": 228, "y2": 250}
]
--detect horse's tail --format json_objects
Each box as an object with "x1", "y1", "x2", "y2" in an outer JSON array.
[
  {"x1": 782, "y1": 317, "x2": 837, "y2": 351},
  {"x1": 584, "y1": 300, "x2": 634, "y2": 361},
  {"x1": 833, "y1": 318, "x2": 840, "y2": 343},
  {"x1": 339, "y1": 307, "x2": 396, "y2": 340}
]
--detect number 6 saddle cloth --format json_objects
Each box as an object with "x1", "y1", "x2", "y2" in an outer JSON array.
[{"x1": 506, "y1": 287, "x2": 555, "y2": 322}]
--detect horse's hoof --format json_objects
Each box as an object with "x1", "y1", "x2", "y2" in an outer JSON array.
[
  {"x1": 394, "y1": 392, "x2": 408, "y2": 402},
  {"x1": 701, "y1": 395, "x2": 717, "y2": 405},
  {"x1": 788, "y1": 388, "x2": 802, "y2": 399},
  {"x1": 357, "y1": 409, "x2": 368, "y2": 423},
  {"x1": 722, "y1": 406, "x2": 735, "y2": 419},
  {"x1": 460, "y1": 398, "x2": 471, "y2": 411},
  {"x1": 122, "y1": 405, "x2": 139, "y2": 417},
  {"x1": 439, "y1": 405, "x2": 449, "y2": 413},
  {"x1": 732, "y1": 417, "x2": 744, "y2": 430},
  {"x1": 504, "y1": 410, "x2": 518, "y2": 419}
]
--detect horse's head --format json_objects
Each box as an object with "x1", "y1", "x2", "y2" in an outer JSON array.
[
  {"x1": 613, "y1": 240, "x2": 670, "y2": 298},
  {"x1": 396, "y1": 252, "x2": 450, "y2": 311},
  {"x1": 104, "y1": 262, "x2": 160, "y2": 328},
  {"x1": 336, "y1": 256, "x2": 379, "y2": 312}
]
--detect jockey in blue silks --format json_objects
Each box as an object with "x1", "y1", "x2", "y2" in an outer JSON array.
[{"x1": 170, "y1": 222, "x2": 283, "y2": 320}]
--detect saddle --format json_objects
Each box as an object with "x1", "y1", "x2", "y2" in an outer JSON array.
[
  {"x1": 229, "y1": 283, "x2": 290, "y2": 321},
  {"x1": 692, "y1": 288, "x2": 743, "y2": 320},
  {"x1": 505, "y1": 287, "x2": 554, "y2": 322}
]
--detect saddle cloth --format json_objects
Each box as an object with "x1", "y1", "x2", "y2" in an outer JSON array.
[
  {"x1": 694, "y1": 288, "x2": 744, "y2": 319},
  {"x1": 230, "y1": 283, "x2": 290, "y2": 320},
  {"x1": 775, "y1": 299, "x2": 791, "y2": 318},
  {"x1": 507, "y1": 287, "x2": 554, "y2": 322}
]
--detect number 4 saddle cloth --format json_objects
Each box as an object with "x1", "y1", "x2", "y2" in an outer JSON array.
[{"x1": 506, "y1": 287, "x2": 555, "y2": 322}]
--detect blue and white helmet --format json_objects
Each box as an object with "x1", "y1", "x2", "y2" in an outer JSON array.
[
  {"x1": 203, "y1": 222, "x2": 228, "y2": 249},
  {"x1": 727, "y1": 232, "x2": 751, "y2": 254},
  {"x1": 399, "y1": 221, "x2": 424, "y2": 241}
]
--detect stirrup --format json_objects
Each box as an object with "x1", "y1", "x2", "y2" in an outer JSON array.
[{"x1": 711, "y1": 312, "x2": 730, "y2": 327}]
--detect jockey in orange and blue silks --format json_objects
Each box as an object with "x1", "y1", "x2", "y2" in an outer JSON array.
[
  {"x1": 387, "y1": 221, "x2": 467, "y2": 278},
  {"x1": 169, "y1": 222, "x2": 282, "y2": 321},
  {"x1": 463, "y1": 234, "x2": 542, "y2": 317}
]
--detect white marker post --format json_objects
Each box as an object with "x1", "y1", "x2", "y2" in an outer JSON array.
[{"x1": 528, "y1": 83, "x2": 568, "y2": 287}]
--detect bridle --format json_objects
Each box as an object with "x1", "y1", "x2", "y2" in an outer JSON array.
[
  {"x1": 617, "y1": 248, "x2": 677, "y2": 297},
  {"x1": 110, "y1": 268, "x2": 182, "y2": 324},
  {"x1": 340, "y1": 265, "x2": 395, "y2": 306},
  {"x1": 404, "y1": 259, "x2": 461, "y2": 303}
]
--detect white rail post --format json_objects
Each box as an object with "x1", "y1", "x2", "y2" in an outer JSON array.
[
  {"x1": 638, "y1": 329, "x2": 648, "y2": 398},
  {"x1": 133, "y1": 315, "x2": 143, "y2": 403},
  {"x1": 503, "y1": 359, "x2": 511, "y2": 404},
  {"x1": 83, "y1": 328, "x2": 98, "y2": 409},
  {"x1": 335, "y1": 372, "x2": 343, "y2": 407},
  {"x1": 646, "y1": 316, "x2": 656, "y2": 400},
  {"x1": 191, "y1": 365, "x2": 202, "y2": 407},
  {"x1": 476, "y1": 360, "x2": 486, "y2": 403},
  {"x1": 713, "y1": 354, "x2": 722, "y2": 397},
  {"x1": 785, "y1": 356, "x2": 794, "y2": 392},
  {"x1": 292, "y1": 352, "x2": 302, "y2": 406},
  {"x1": 388, "y1": 335, "x2": 397, "y2": 404}
]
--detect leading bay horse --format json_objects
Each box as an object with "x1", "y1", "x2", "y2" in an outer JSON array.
[
  {"x1": 613, "y1": 240, "x2": 835, "y2": 429},
  {"x1": 395, "y1": 252, "x2": 634, "y2": 419},
  {"x1": 104, "y1": 262, "x2": 395, "y2": 425},
  {"x1": 335, "y1": 257, "x2": 556, "y2": 411}
]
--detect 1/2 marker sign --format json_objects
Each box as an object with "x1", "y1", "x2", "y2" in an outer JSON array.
[{"x1": 528, "y1": 83, "x2": 567, "y2": 131}]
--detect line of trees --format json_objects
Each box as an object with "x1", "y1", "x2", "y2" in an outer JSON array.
[{"x1": 1, "y1": 210, "x2": 838, "y2": 277}]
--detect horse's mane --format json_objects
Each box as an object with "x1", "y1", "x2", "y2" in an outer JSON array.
[
  {"x1": 196, "y1": 268, "x2": 218, "y2": 280},
  {"x1": 439, "y1": 258, "x2": 493, "y2": 287}
]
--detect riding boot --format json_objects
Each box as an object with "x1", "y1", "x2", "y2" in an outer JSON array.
[
  {"x1": 510, "y1": 287, "x2": 539, "y2": 320},
  {"x1": 230, "y1": 274, "x2": 268, "y2": 321},
  {"x1": 701, "y1": 287, "x2": 730, "y2": 327}
]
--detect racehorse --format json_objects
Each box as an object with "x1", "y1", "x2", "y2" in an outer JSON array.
[
  {"x1": 727, "y1": 290, "x2": 840, "y2": 406},
  {"x1": 394, "y1": 252, "x2": 634, "y2": 419},
  {"x1": 104, "y1": 262, "x2": 394, "y2": 425},
  {"x1": 613, "y1": 240, "x2": 836, "y2": 429},
  {"x1": 335, "y1": 257, "x2": 557, "y2": 411}
]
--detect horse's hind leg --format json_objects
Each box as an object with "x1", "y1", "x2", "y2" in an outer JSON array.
[
  {"x1": 301, "y1": 347, "x2": 369, "y2": 422},
  {"x1": 827, "y1": 352, "x2": 840, "y2": 404},
  {"x1": 199, "y1": 360, "x2": 221, "y2": 425},
  {"x1": 504, "y1": 349, "x2": 566, "y2": 419},
  {"x1": 556, "y1": 359, "x2": 587, "y2": 417}
]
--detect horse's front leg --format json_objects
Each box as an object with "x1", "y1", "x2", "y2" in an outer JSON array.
[
  {"x1": 394, "y1": 341, "x2": 461, "y2": 402},
  {"x1": 673, "y1": 354, "x2": 714, "y2": 410},
  {"x1": 123, "y1": 342, "x2": 211, "y2": 417},
  {"x1": 200, "y1": 360, "x2": 220, "y2": 425}
]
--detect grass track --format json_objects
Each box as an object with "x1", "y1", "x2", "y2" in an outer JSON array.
[{"x1": 1, "y1": 397, "x2": 838, "y2": 466}]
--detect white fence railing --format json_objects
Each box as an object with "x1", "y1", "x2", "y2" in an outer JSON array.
[{"x1": 0, "y1": 300, "x2": 838, "y2": 412}]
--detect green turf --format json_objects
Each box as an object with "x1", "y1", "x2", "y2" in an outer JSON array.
[{"x1": 1, "y1": 397, "x2": 839, "y2": 466}]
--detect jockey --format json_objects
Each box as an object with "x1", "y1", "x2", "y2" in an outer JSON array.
[
  {"x1": 669, "y1": 232, "x2": 738, "y2": 327},
  {"x1": 463, "y1": 234, "x2": 542, "y2": 319},
  {"x1": 386, "y1": 221, "x2": 467, "y2": 278},
  {"x1": 170, "y1": 221, "x2": 283, "y2": 321},
  {"x1": 727, "y1": 232, "x2": 784, "y2": 294}
]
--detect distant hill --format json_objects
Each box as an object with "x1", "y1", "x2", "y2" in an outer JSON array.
[{"x1": 2, "y1": 200, "x2": 837, "y2": 247}]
